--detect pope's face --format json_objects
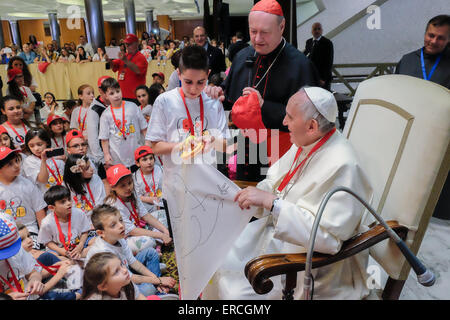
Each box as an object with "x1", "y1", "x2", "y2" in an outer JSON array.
[
  {"x1": 283, "y1": 93, "x2": 315, "y2": 147},
  {"x1": 249, "y1": 11, "x2": 285, "y2": 55},
  {"x1": 424, "y1": 24, "x2": 449, "y2": 55}
]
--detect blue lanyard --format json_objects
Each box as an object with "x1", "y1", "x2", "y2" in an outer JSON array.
[{"x1": 421, "y1": 48, "x2": 442, "y2": 81}]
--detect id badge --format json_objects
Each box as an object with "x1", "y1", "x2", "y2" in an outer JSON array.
[{"x1": 119, "y1": 71, "x2": 125, "y2": 81}]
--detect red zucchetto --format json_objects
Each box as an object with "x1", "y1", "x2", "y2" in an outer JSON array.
[{"x1": 250, "y1": 0, "x2": 284, "y2": 17}]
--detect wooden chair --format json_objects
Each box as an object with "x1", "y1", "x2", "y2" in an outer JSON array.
[{"x1": 242, "y1": 75, "x2": 450, "y2": 299}]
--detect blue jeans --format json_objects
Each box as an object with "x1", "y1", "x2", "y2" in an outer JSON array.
[
  {"x1": 37, "y1": 251, "x2": 61, "y2": 266},
  {"x1": 132, "y1": 247, "x2": 161, "y2": 297}
]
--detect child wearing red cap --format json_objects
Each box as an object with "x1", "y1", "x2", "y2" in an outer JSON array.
[
  {"x1": 0, "y1": 96, "x2": 31, "y2": 151},
  {"x1": 6, "y1": 68, "x2": 37, "y2": 125},
  {"x1": 46, "y1": 114, "x2": 67, "y2": 153},
  {"x1": 132, "y1": 146, "x2": 167, "y2": 227},
  {"x1": 22, "y1": 128, "x2": 65, "y2": 195},
  {"x1": 105, "y1": 164, "x2": 171, "y2": 255},
  {"x1": 98, "y1": 78, "x2": 147, "y2": 170},
  {"x1": 0, "y1": 147, "x2": 47, "y2": 250}
]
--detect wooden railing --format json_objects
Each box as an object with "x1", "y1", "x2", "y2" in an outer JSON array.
[{"x1": 331, "y1": 63, "x2": 397, "y2": 96}]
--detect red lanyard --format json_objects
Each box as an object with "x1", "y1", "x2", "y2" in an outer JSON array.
[
  {"x1": 117, "y1": 197, "x2": 139, "y2": 227},
  {"x1": 5, "y1": 121, "x2": 27, "y2": 144},
  {"x1": 140, "y1": 170, "x2": 156, "y2": 194},
  {"x1": 54, "y1": 212, "x2": 72, "y2": 251},
  {"x1": 35, "y1": 260, "x2": 59, "y2": 276},
  {"x1": 277, "y1": 128, "x2": 336, "y2": 192},
  {"x1": 179, "y1": 88, "x2": 204, "y2": 136},
  {"x1": 77, "y1": 107, "x2": 88, "y2": 132},
  {"x1": 46, "y1": 158, "x2": 63, "y2": 185},
  {"x1": 110, "y1": 101, "x2": 127, "y2": 140},
  {"x1": 74, "y1": 182, "x2": 95, "y2": 211},
  {"x1": 0, "y1": 260, "x2": 23, "y2": 293},
  {"x1": 20, "y1": 87, "x2": 28, "y2": 98},
  {"x1": 52, "y1": 135, "x2": 65, "y2": 149}
]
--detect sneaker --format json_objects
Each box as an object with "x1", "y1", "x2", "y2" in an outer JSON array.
[{"x1": 159, "y1": 263, "x2": 167, "y2": 274}]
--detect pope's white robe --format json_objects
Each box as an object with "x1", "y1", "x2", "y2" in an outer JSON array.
[{"x1": 202, "y1": 130, "x2": 373, "y2": 300}]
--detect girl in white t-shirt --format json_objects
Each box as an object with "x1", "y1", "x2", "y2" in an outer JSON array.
[
  {"x1": 6, "y1": 68, "x2": 37, "y2": 125},
  {"x1": 70, "y1": 84, "x2": 94, "y2": 139},
  {"x1": 40, "y1": 92, "x2": 64, "y2": 123},
  {"x1": 135, "y1": 85, "x2": 153, "y2": 123},
  {"x1": 0, "y1": 96, "x2": 31, "y2": 152},
  {"x1": 63, "y1": 154, "x2": 106, "y2": 219},
  {"x1": 99, "y1": 78, "x2": 147, "y2": 169},
  {"x1": 46, "y1": 114, "x2": 67, "y2": 154},
  {"x1": 81, "y1": 252, "x2": 146, "y2": 300},
  {"x1": 105, "y1": 164, "x2": 171, "y2": 255},
  {"x1": 22, "y1": 128, "x2": 65, "y2": 195}
]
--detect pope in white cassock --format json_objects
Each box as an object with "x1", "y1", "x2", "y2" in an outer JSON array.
[{"x1": 202, "y1": 87, "x2": 374, "y2": 300}]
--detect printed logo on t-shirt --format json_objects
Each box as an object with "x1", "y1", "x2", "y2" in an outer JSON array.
[
  {"x1": 176, "y1": 116, "x2": 209, "y2": 141},
  {"x1": 113, "y1": 119, "x2": 136, "y2": 138},
  {"x1": 0, "y1": 198, "x2": 27, "y2": 219}
]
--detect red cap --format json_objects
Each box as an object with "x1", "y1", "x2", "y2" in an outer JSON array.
[
  {"x1": 124, "y1": 34, "x2": 139, "y2": 44},
  {"x1": 98, "y1": 76, "x2": 112, "y2": 88},
  {"x1": 251, "y1": 0, "x2": 284, "y2": 17},
  {"x1": 7, "y1": 68, "x2": 23, "y2": 82},
  {"x1": 38, "y1": 61, "x2": 51, "y2": 73},
  {"x1": 0, "y1": 125, "x2": 8, "y2": 136},
  {"x1": 152, "y1": 72, "x2": 165, "y2": 81},
  {"x1": 0, "y1": 146, "x2": 19, "y2": 161},
  {"x1": 106, "y1": 164, "x2": 132, "y2": 187},
  {"x1": 134, "y1": 146, "x2": 154, "y2": 161},
  {"x1": 46, "y1": 114, "x2": 65, "y2": 127},
  {"x1": 66, "y1": 129, "x2": 85, "y2": 146},
  {"x1": 231, "y1": 91, "x2": 267, "y2": 144}
]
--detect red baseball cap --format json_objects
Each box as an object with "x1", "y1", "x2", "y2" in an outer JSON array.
[
  {"x1": 46, "y1": 114, "x2": 65, "y2": 127},
  {"x1": 251, "y1": 0, "x2": 284, "y2": 17},
  {"x1": 231, "y1": 91, "x2": 267, "y2": 144},
  {"x1": 0, "y1": 126, "x2": 8, "y2": 136},
  {"x1": 0, "y1": 146, "x2": 19, "y2": 161},
  {"x1": 106, "y1": 164, "x2": 132, "y2": 186},
  {"x1": 152, "y1": 72, "x2": 165, "y2": 81},
  {"x1": 66, "y1": 129, "x2": 85, "y2": 146},
  {"x1": 98, "y1": 76, "x2": 112, "y2": 88},
  {"x1": 124, "y1": 34, "x2": 139, "y2": 44},
  {"x1": 134, "y1": 146, "x2": 154, "y2": 161},
  {"x1": 7, "y1": 68, "x2": 23, "y2": 82}
]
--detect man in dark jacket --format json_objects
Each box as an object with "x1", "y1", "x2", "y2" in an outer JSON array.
[
  {"x1": 228, "y1": 31, "x2": 249, "y2": 62},
  {"x1": 193, "y1": 26, "x2": 226, "y2": 79},
  {"x1": 304, "y1": 22, "x2": 334, "y2": 91}
]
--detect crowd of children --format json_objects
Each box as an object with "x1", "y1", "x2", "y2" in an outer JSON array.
[{"x1": 0, "y1": 44, "x2": 230, "y2": 300}]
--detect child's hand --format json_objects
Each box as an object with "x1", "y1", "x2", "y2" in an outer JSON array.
[
  {"x1": 25, "y1": 279, "x2": 45, "y2": 296},
  {"x1": 56, "y1": 260, "x2": 73, "y2": 276},
  {"x1": 159, "y1": 233, "x2": 172, "y2": 245},
  {"x1": 8, "y1": 291, "x2": 29, "y2": 300},
  {"x1": 41, "y1": 148, "x2": 52, "y2": 161},
  {"x1": 69, "y1": 247, "x2": 82, "y2": 259},
  {"x1": 104, "y1": 154, "x2": 113, "y2": 169},
  {"x1": 160, "y1": 276, "x2": 176, "y2": 288},
  {"x1": 201, "y1": 135, "x2": 215, "y2": 153}
]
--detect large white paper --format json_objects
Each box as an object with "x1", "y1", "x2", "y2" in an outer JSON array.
[
  {"x1": 164, "y1": 164, "x2": 256, "y2": 300},
  {"x1": 105, "y1": 46, "x2": 120, "y2": 59}
]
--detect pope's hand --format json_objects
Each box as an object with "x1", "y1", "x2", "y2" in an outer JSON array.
[
  {"x1": 203, "y1": 85, "x2": 225, "y2": 102},
  {"x1": 242, "y1": 87, "x2": 264, "y2": 107},
  {"x1": 234, "y1": 186, "x2": 277, "y2": 211}
]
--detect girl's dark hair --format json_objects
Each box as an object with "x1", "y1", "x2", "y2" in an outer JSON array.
[
  {"x1": 46, "y1": 118, "x2": 66, "y2": 139},
  {"x1": 81, "y1": 252, "x2": 135, "y2": 300},
  {"x1": 171, "y1": 49, "x2": 182, "y2": 69},
  {"x1": 7, "y1": 56, "x2": 33, "y2": 87},
  {"x1": 63, "y1": 100, "x2": 77, "y2": 112},
  {"x1": 77, "y1": 46, "x2": 87, "y2": 60},
  {"x1": 0, "y1": 130, "x2": 17, "y2": 150},
  {"x1": 100, "y1": 77, "x2": 121, "y2": 93},
  {"x1": 0, "y1": 151, "x2": 21, "y2": 170},
  {"x1": 141, "y1": 31, "x2": 150, "y2": 40},
  {"x1": 44, "y1": 185, "x2": 71, "y2": 206},
  {"x1": 24, "y1": 127, "x2": 51, "y2": 154},
  {"x1": 135, "y1": 85, "x2": 150, "y2": 105},
  {"x1": 64, "y1": 154, "x2": 88, "y2": 196},
  {"x1": 7, "y1": 77, "x2": 25, "y2": 103},
  {"x1": 178, "y1": 45, "x2": 209, "y2": 73},
  {"x1": 148, "y1": 83, "x2": 165, "y2": 105},
  {"x1": 1, "y1": 95, "x2": 22, "y2": 111}
]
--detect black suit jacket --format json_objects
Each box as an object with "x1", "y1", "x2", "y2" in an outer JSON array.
[
  {"x1": 304, "y1": 36, "x2": 334, "y2": 84},
  {"x1": 228, "y1": 40, "x2": 249, "y2": 62},
  {"x1": 206, "y1": 43, "x2": 226, "y2": 78}
]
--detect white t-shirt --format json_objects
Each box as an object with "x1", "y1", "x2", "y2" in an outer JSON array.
[
  {"x1": 145, "y1": 88, "x2": 229, "y2": 174},
  {"x1": 133, "y1": 166, "x2": 163, "y2": 213},
  {"x1": 6, "y1": 86, "x2": 37, "y2": 124},
  {"x1": 87, "y1": 99, "x2": 107, "y2": 164},
  {"x1": 98, "y1": 101, "x2": 147, "y2": 167},
  {"x1": 0, "y1": 122, "x2": 31, "y2": 148},
  {"x1": 140, "y1": 104, "x2": 153, "y2": 120},
  {"x1": 105, "y1": 196, "x2": 149, "y2": 235},
  {"x1": 50, "y1": 135, "x2": 66, "y2": 152},
  {"x1": 70, "y1": 106, "x2": 89, "y2": 138},
  {"x1": 166, "y1": 70, "x2": 180, "y2": 91},
  {"x1": 68, "y1": 174, "x2": 106, "y2": 219},
  {"x1": 40, "y1": 102, "x2": 65, "y2": 123},
  {"x1": 22, "y1": 155, "x2": 65, "y2": 194},
  {"x1": 37, "y1": 208, "x2": 93, "y2": 249},
  {"x1": 0, "y1": 246, "x2": 40, "y2": 295},
  {"x1": 85, "y1": 237, "x2": 137, "y2": 269},
  {"x1": 0, "y1": 176, "x2": 47, "y2": 234}
]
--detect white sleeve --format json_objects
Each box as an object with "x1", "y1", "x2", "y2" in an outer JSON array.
[
  {"x1": 22, "y1": 158, "x2": 40, "y2": 184},
  {"x1": 78, "y1": 209, "x2": 94, "y2": 232},
  {"x1": 137, "y1": 108, "x2": 148, "y2": 132},
  {"x1": 98, "y1": 111, "x2": 110, "y2": 140},
  {"x1": 121, "y1": 240, "x2": 137, "y2": 266},
  {"x1": 86, "y1": 108, "x2": 104, "y2": 163},
  {"x1": 26, "y1": 87, "x2": 36, "y2": 103},
  {"x1": 136, "y1": 197, "x2": 149, "y2": 218},
  {"x1": 93, "y1": 175, "x2": 106, "y2": 205},
  {"x1": 70, "y1": 107, "x2": 80, "y2": 129},
  {"x1": 37, "y1": 219, "x2": 54, "y2": 245},
  {"x1": 216, "y1": 102, "x2": 230, "y2": 139},
  {"x1": 30, "y1": 182, "x2": 47, "y2": 212},
  {"x1": 145, "y1": 96, "x2": 167, "y2": 142},
  {"x1": 167, "y1": 71, "x2": 180, "y2": 91}
]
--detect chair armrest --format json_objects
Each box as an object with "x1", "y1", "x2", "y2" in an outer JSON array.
[{"x1": 245, "y1": 220, "x2": 408, "y2": 295}]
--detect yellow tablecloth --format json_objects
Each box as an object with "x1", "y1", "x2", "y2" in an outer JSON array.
[{"x1": 1, "y1": 61, "x2": 175, "y2": 100}]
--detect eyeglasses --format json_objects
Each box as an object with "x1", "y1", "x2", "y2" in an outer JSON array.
[{"x1": 68, "y1": 142, "x2": 88, "y2": 149}]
